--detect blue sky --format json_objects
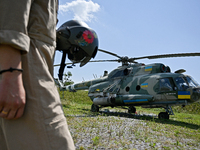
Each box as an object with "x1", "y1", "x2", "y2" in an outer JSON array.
[{"x1": 54, "y1": 0, "x2": 200, "y2": 83}]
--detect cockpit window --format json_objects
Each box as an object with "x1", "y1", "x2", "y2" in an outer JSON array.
[
  {"x1": 185, "y1": 76, "x2": 200, "y2": 88},
  {"x1": 111, "y1": 68, "x2": 132, "y2": 78},
  {"x1": 123, "y1": 68, "x2": 131, "y2": 75},
  {"x1": 174, "y1": 77, "x2": 189, "y2": 90},
  {"x1": 159, "y1": 78, "x2": 173, "y2": 92},
  {"x1": 111, "y1": 70, "x2": 124, "y2": 78}
]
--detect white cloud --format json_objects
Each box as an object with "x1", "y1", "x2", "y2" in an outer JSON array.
[{"x1": 59, "y1": 0, "x2": 100, "y2": 22}]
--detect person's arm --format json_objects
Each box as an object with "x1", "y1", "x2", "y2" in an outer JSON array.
[{"x1": 0, "y1": 45, "x2": 26, "y2": 119}]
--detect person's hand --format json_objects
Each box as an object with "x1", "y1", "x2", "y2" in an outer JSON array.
[
  {"x1": 0, "y1": 45, "x2": 26, "y2": 119},
  {"x1": 0, "y1": 72, "x2": 26, "y2": 119}
]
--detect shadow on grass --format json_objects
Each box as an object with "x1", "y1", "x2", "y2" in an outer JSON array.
[
  {"x1": 64, "y1": 107, "x2": 200, "y2": 130},
  {"x1": 97, "y1": 110, "x2": 200, "y2": 130}
]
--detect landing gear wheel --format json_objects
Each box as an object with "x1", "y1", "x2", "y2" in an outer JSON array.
[
  {"x1": 91, "y1": 104, "x2": 99, "y2": 112},
  {"x1": 158, "y1": 112, "x2": 169, "y2": 119},
  {"x1": 128, "y1": 106, "x2": 136, "y2": 113}
]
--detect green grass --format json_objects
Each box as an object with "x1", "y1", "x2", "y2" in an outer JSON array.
[
  {"x1": 59, "y1": 90, "x2": 200, "y2": 149},
  {"x1": 59, "y1": 90, "x2": 93, "y2": 115}
]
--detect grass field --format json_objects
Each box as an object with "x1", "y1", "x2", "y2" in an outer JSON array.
[{"x1": 60, "y1": 90, "x2": 200, "y2": 149}]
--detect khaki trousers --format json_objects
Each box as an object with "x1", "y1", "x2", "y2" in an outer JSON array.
[{"x1": 0, "y1": 39, "x2": 75, "y2": 150}]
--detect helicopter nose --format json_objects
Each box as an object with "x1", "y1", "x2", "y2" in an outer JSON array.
[{"x1": 191, "y1": 88, "x2": 200, "y2": 102}]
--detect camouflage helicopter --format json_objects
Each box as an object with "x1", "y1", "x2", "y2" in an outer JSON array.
[{"x1": 56, "y1": 49, "x2": 200, "y2": 119}]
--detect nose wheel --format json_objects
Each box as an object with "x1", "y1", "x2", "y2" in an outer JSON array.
[
  {"x1": 158, "y1": 105, "x2": 173, "y2": 119},
  {"x1": 91, "y1": 104, "x2": 99, "y2": 112},
  {"x1": 128, "y1": 106, "x2": 136, "y2": 113},
  {"x1": 158, "y1": 112, "x2": 169, "y2": 119}
]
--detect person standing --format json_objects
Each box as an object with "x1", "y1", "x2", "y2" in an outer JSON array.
[{"x1": 0, "y1": 0, "x2": 75, "y2": 149}]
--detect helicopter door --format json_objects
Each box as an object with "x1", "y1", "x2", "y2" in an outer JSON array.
[{"x1": 159, "y1": 78, "x2": 173, "y2": 92}]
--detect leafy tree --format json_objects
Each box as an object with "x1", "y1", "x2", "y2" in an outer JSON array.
[{"x1": 63, "y1": 71, "x2": 74, "y2": 86}]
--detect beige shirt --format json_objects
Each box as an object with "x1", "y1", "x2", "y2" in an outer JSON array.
[{"x1": 0, "y1": 0, "x2": 58, "y2": 53}]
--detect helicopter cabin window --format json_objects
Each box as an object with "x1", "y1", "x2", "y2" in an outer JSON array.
[
  {"x1": 159, "y1": 78, "x2": 173, "y2": 92},
  {"x1": 174, "y1": 77, "x2": 189, "y2": 90},
  {"x1": 111, "y1": 68, "x2": 131, "y2": 78}
]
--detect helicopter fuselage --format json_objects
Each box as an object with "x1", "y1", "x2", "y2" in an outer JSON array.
[{"x1": 65, "y1": 63, "x2": 200, "y2": 118}]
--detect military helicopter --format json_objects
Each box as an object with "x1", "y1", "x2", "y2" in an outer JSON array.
[{"x1": 55, "y1": 49, "x2": 200, "y2": 119}]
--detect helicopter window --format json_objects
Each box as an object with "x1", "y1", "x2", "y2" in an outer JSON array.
[
  {"x1": 123, "y1": 68, "x2": 131, "y2": 76},
  {"x1": 111, "y1": 70, "x2": 123, "y2": 78},
  {"x1": 136, "y1": 85, "x2": 141, "y2": 91},
  {"x1": 174, "y1": 77, "x2": 189, "y2": 90},
  {"x1": 185, "y1": 76, "x2": 200, "y2": 88},
  {"x1": 159, "y1": 78, "x2": 173, "y2": 92},
  {"x1": 126, "y1": 86, "x2": 130, "y2": 92},
  {"x1": 111, "y1": 68, "x2": 132, "y2": 79}
]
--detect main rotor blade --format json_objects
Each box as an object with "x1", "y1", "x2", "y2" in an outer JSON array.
[
  {"x1": 54, "y1": 62, "x2": 76, "y2": 67},
  {"x1": 132, "y1": 52, "x2": 200, "y2": 61},
  {"x1": 54, "y1": 59, "x2": 119, "y2": 67},
  {"x1": 98, "y1": 49, "x2": 122, "y2": 59},
  {"x1": 89, "y1": 59, "x2": 119, "y2": 63},
  {"x1": 54, "y1": 64, "x2": 61, "y2": 67},
  {"x1": 54, "y1": 52, "x2": 200, "y2": 67}
]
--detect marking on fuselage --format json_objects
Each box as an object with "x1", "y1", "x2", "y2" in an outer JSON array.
[
  {"x1": 178, "y1": 91, "x2": 191, "y2": 99},
  {"x1": 145, "y1": 66, "x2": 152, "y2": 71},
  {"x1": 141, "y1": 83, "x2": 148, "y2": 88},
  {"x1": 123, "y1": 99, "x2": 148, "y2": 104}
]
